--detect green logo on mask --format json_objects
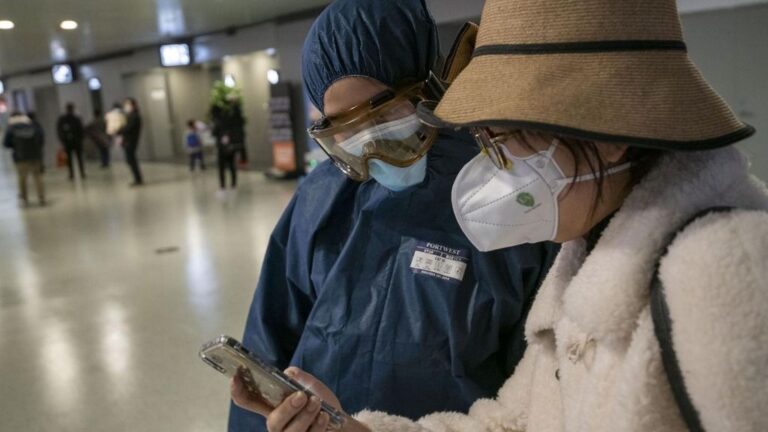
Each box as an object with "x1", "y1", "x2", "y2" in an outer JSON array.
[{"x1": 516, "y1": 192, "x2": 535, "y2": 208}]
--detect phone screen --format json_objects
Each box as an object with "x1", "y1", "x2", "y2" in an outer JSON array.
[{"x1": 199, "y1": 335, "x2": 346, "y2": 429}]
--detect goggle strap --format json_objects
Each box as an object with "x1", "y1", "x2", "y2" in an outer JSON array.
[
  {"x1": 424, "y1": 71, "x2": 448, "y2": 102},
  {"x1": 369, "y1": 90, "x2": 396, "y2": 108}
]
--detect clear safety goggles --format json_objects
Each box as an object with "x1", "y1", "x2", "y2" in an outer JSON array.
[{"x1": 308, "y1": 74, "x2": 445, "y2": 181}]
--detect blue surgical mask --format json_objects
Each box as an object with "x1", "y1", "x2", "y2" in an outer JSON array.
[{"x1": 367, "y1": 156, "x2": 427, "y2": 192}]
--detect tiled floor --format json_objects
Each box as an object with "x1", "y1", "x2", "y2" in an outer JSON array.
[{"x1": 0, "y1": 156, "x2": 297, "y2": 431}]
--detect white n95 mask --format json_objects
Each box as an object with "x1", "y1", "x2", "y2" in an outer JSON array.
[{"x1": 451, "y1": 139, "x2": 631, "y2": 251}]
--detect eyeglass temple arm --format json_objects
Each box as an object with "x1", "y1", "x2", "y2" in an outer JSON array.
[{"x1": 424, "y1": 71, "x2": 448, "y2": 101}]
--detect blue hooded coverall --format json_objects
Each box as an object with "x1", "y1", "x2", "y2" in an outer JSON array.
[{"x1": 228, "y1": 1, "x2": 560, "y2": 430}]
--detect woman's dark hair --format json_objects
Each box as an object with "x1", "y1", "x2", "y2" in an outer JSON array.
[
  {"x1": 511, "y1": 130, "x2": 666, "y2": 215},
  {"x1": 125, "y1": 98, "x2": 139, "y2": 113}
]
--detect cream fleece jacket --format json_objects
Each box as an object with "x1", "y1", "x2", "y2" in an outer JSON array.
[{"x1": 356, "y1": 146, "x2": 768, "y2": 432}]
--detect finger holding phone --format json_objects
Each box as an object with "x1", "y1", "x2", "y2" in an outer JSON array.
[
  {"x1": 200, "y1": 336, "x2": 370, "y2": 432},
  {"x1": 232, "y1": 367, "x2": 368, "y2": 432}
]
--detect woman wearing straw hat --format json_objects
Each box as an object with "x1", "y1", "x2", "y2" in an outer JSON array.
[{"x1": 235, "y1": 0, "x2": 768, "y2": 431}]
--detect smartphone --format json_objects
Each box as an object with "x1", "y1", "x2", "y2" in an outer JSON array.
[{"x1": 199, "y1": 335, "x2": 346, "y2": 430}]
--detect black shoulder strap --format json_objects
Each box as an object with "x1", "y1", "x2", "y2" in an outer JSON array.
[{"x1": 651, "y1": 206, "x2": 735, "y2": 432}]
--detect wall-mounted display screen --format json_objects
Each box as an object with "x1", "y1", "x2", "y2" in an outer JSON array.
[
  {"x1": 160, "y1": 44, "x2": 192, "y2": 67},
  {"x1": 52, "y1": 64, "x2": 75, "y2": 84}
]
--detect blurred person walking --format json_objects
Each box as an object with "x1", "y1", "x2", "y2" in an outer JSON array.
[
  {"x1": 211, "y1": 101, "x2": 244, "y2": 189},
  {"x1": 27, "y1": 112, "x2": 44, "y2": 138},
  {"x1": 27, "y1": 112, "x2": 46, "y2": 171},
  {"x1": 4, "y1": 112, "x2": 46, "y2": 206},
  {"x1": 227, "y1": 99, "x2": 248, "y2": 166},
  {"x1": 0, "y1": 98, "x2": 8, "y2": 141},
  {"x1": 185, "y1": 120, "x2": 205, "y2": 172},
  {"x1": 119, "y1": 98, "x2": 144, "y2": 186},
  {"x1": 57, "y1": 103, "x2": 86, "y2": 180},
  {"x1": 86, "y1": 109, "x2": 111, "y2": 168}
]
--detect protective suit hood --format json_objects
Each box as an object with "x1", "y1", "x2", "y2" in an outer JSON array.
[{"x1": 301, "y1": 0, "x2": 440, "y2": 112}]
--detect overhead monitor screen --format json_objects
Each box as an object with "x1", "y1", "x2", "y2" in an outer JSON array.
[
  {"x1": 160, "y1": 44, "x2": 191, "y2": 67},
  {"x1": 52, "y1": 64, "x2": 75, "y2": 84}
]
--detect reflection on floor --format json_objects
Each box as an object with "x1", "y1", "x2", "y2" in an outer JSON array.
[{"x1": 0, "y1": 157, "x2": 297, "y2": 432}]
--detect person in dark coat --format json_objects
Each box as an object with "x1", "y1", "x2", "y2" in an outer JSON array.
[
  {"x1": 57, "y1": 102, "x2": 86, "y2": 180},
  {"x1": 227, "y1": 1, "x2": 560, "y2": 431},
  {"x1": 211, "y1": 100, "x2": 245, "y2": 189},
  {"x1": 27, "y1": 112, "x2": 46, "y2": 173},
  {"x1": 86, "y1": 109, "x2": 111, "y2": 168},
  {"x1": 119, "y1": 98, "x2": 144, "y2": 186},
  {"x1": 4, "y1": 112, "x2": 45, "y2": 205}
]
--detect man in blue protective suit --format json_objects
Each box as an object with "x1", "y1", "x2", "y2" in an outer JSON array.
[{"x1": 228, "y1": 0, "x2": 560, "y2": 430}]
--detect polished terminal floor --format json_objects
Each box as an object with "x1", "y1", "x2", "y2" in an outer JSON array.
[{"x1": 0, "y1": 156, "x2": 297, "y2": 431}]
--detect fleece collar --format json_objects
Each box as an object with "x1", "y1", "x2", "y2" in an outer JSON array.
[
  {"x1": 525, "y1": 238, "x2": 587, "y2": 343},
  {"x1": 527, "y1": 147, "x2": 766, "y2": 345},
  {"x1": 8, "y1": 115, "x2": 31, "y2": 126}
]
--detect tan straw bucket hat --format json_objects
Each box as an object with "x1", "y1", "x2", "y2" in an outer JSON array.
[{"x1": 420, "y1": 0, "x2": 755, "y2": 150}]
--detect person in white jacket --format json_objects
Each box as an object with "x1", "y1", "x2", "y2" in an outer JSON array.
[
  {"x1": 232, "y1": 0, "x2": 768, "y2": 431},
  {"x1": 105, "y1": 102, "x2": 126, "y2": 148}
]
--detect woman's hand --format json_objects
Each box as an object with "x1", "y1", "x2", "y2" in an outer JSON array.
[{"x1": 232, "y1": 367, "x2": 357, "y2": 432}]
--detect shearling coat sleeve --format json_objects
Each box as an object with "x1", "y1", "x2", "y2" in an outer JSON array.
[
  {"x1": 660, "y1": 210, "x2": 768, "y2": 432},
  {"x1": 354, "y1": 345, "x2": 540, "y2": 432}
]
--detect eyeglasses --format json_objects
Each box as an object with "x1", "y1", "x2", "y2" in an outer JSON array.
[{"x1": 471, "y1": 127, "x2": 514, "y2": 170}]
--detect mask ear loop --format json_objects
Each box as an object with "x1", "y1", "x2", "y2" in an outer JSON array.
[
  {"x1": 547, "y1": 160, "x2": 633, "y2": 242},
  {"x1": 547, "y1": 139, "x2": 565, "y2": 242},
  {"x1": 533, "y1": 137, "x2": 632, "y2": 241},
  {"x1": 548, "y1": 136, "x2": 633, "y2": 184},
  {"x1": 504, "y1": 137, "x2": 560, "y2": 163},
  {"x1": 541, "y1": 138, "x2": 583, "y2": 241},
  {"x1": 571, "y1": 162, "x2": 633, "y2": 183},
  {"x1": 544, "y1": 138, "x2": 560, "y2": 159}
]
